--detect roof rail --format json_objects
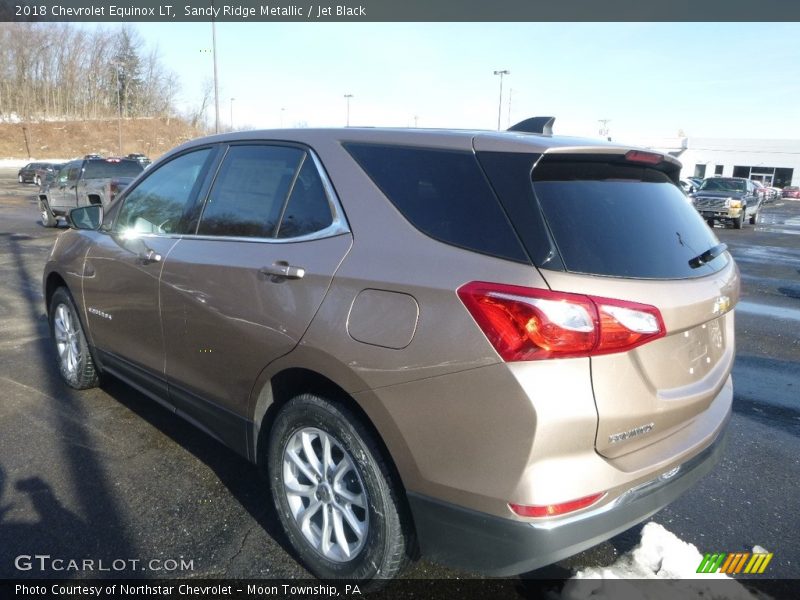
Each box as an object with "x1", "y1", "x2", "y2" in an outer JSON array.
[{"x1": 508, "y1": 116, "x2": 555, "y2": 136}]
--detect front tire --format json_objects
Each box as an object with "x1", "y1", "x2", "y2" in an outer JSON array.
[
  {"x1": 49, "y1": 287, "x2": 99, "y2": 389},
  {"x1": 733, "y1": 213, "x2": 743, "y2": 229},
  {"x1": 749, "y1": 208, "x2": 758, "y2": 225},
  {"x1": 18, "y1": 175, "x2": 23, "y2": 184},
  {"x1": 267, "y1": 394, "x2": 412, "y2": 582}
]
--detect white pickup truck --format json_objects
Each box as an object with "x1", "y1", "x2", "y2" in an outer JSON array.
[{"x1": 38, "y1": 157, "x2": 144, "y2": 227}]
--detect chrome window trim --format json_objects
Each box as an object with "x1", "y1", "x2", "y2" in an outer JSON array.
[
  {"x1": 112, "y1": 144, "x2": 350, "y2": 244},
  {"x1": 191, "y1": 144, "x2": 349, "y2": 242}
]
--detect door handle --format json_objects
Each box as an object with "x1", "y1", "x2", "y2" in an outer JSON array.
[
  {"x1": 260, "y1": 262, "x2": 305, "y2": 280},
  {"x1": 138, "y1": 249, "x2": 162, "y2": 265}
]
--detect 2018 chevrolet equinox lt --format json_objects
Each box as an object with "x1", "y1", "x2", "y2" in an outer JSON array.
[{"x1": 43, "y1": 117, "x2": 737, "y2": 581}]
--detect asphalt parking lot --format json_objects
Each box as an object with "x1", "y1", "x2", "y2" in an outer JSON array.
[{"x1": 0, "y1": 168, "x2": 798, "y2": 592}]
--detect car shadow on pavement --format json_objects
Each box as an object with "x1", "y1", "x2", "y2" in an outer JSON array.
[
  {"x1": 3, "y1": 233, "x2": 137, "y2": 577},
  {"x1": 97, "y1": 375, "x2": 296, "y2": 567},
  {"x1": 6, "y1": 230, "x2": 301, "y2": 576}
]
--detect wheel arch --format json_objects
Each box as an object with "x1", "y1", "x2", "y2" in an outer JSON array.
[
  {"x1": 253, "y1": 367, "x2": 416, "y2": 520},
  {"x1": 44, "y1": 272, "x2": 69, "y2": 317}
]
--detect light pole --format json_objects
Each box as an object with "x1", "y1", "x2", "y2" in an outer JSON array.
[
  {"x1": 230, "y1": 97, "x2": 235, "y2": 131},
  {"x1": 598, "y1": 119, "x2": 611, "y2": 140},
  {"x1": 493, "y1": 70, "x2": 509, "y2": 131},
  {"x1": 211, "y1": 18, "x2": 220, "y2": 134},
  {"x1": 507, "y1": 88, "x2": 514, "y2": 128},
  {"x1": 280, "y1": 107, "x2": 286, "y2": 127},
  {"x1": 344, "y1": 94, "x2": 353, "y2": 126}
]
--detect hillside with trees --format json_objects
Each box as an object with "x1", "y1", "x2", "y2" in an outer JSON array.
[
  {"x1": 0, "y1": 23, "x2": 205, "y2": 159},
  {"x1": 0, "y1": 23, "x2": 177, "y2": 121}
]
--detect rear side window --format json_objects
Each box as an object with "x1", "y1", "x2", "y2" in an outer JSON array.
[
  {"x1": 344, "y1": 143, "x2": 528, "y2": 263},
  {"x1": 531, "y1": 160, "x2": 728, "y2": 279},
  {"x1": 83, "y1": 160, "x2": 144, "y2": 179},
  {"x1": 276, "y1": 158, "x2": 333, "y2": 238}
]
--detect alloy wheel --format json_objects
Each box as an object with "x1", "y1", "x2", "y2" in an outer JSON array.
[
  {"x1": 53, "y1": 303, "x2": 80, "y2": 380},
  {"x1": 281, "y1": 427, "x2": 369, "y2": 563}
]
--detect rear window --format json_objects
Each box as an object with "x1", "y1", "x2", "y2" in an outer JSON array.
[
  {"x1": 344, "y1": 143, "x2": 528, "y2": 263},
  {"x1": 83, "y1": 160, "x2": 144, "y2": 179},
  {"x1": 698, "y1": 178, "x2": 746, "y2": 192},
  {"x1": 531, "y1": 160, "x2": 728, "y2": 279}
]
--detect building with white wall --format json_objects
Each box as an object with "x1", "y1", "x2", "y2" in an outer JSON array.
[{"x1": 621, "y1": 137, "x2": 800, "y2": 188}]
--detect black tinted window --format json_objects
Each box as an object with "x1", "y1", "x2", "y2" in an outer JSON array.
[
  {"x1": 345, "y1": 144, "x2": 528, "y2": 263},
  {"x1": 277, "y1": 158, "x2": 333, "y2": 238},
  {"x1": 198, "y1": 145, "x2": 304, "y2": 238},
  {"x1": 532, "y1": 160, "x2": 728, "y2": 279},
  {"x1": 83, "y1": 159, "x2": 144, "y2": 179},
  {"x1": 116, "y1": 149, "x2": 211, "y2": 235}
]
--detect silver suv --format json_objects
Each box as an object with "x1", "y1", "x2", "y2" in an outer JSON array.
[{"x1": 44, "y1": 118, "x2": 737, "y2": 581}]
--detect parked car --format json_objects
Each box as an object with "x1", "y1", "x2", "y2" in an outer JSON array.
[
  {"x1": 44, "y1": 122, "x2": 737, "y2": 582},
  {"x1": 126, "y1": 152, "x2": 152, "y2": 167},
  {"x1": 17, "y1": 162, "x2": 49, "y2": 184},
  {"x1": 679, "y1": 178, "x2": 697, "y2": 194},
  {"x1": 33, "y1": 162, "x2": 64, "y2": 187},
  {"x1": 762, "y1": 186, "x2": 782, "y2": 202},
  {"x1": 783, "y1": 186, "x2": 800, "y2": 199},
  {"x1": 687, "y1": 176, "x2": 704, "y2": 188},
  {"x1": 690, "y1": 177, "x2": 761, "y2": 228},
  {"x1": 38, "y1": 157, "x2": 144, "y2": 227}
]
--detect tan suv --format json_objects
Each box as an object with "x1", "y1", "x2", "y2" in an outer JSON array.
[{"x1": 43, "y1": 119, "x2": 737, "y2": 581}]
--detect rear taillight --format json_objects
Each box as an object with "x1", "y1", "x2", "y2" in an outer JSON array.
[
  {"x1": 509, "y1": 492, "x2": 606, "y2": 518},
  {"x1": 457, "y1": 282, "x2": 665, "y2": 361}
]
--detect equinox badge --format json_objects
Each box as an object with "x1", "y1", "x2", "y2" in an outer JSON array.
[{"x1": 609, "y1": 422, "x2": 654, "y2": 444}]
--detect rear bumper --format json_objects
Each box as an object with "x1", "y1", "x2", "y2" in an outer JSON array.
[{"x1": 408, "y1": 427, "x2": 727, "y2": 576}]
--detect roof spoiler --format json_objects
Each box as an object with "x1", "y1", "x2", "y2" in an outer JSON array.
[{"x1": 508, "y1": 116, "x2": 555, "y2": 136}]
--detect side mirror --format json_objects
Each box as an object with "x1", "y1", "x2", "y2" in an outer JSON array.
[{"x1": 68, "y1": 205, "x2": 103, "y2": 230}]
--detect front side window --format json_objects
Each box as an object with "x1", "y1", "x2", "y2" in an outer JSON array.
[{"x1": 115, "y1": 148, "x2": 212, "y2": 235}]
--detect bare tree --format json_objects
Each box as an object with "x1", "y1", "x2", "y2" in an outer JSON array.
[{"x1": 0, "y1": 22, "x2": 177, "y2": 122}]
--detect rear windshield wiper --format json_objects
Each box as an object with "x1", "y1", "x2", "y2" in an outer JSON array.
[{"x1": 688, "y1": 243, "x2": 728, "y2": 269}]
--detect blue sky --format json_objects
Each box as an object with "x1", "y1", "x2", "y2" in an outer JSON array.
[{"x1": 125, "y1": 22, "x2": 800, "y2": 140}]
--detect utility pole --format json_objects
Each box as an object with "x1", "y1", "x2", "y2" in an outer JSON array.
[
  {"x1": 230, "y1": 97, "x2": 235, "y2": 131},
  {"x1": 493, "y1": 70, "x2": 509, "y2": 131},
  {"x1": 115, "y1": 63, "x2": 123, "y2": 154}
]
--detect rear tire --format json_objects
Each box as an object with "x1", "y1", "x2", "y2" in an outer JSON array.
[
  {"x1": 40, "y1": 202, "x2": 57, "y2": 227},
  {"x1": 49, "y1": 287, "x2": 99, "y2": 390},
  {"x1": 267, "y1": 393, "x2": 412, "y2": 582}
]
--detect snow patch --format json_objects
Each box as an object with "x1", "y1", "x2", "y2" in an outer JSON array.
[{"x1": 562, "y1": 523, "x2": 764, "y2": 600}]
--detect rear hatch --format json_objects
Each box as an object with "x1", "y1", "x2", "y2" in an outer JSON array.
[{"x1": 475, "y1": 142, "x2": 739, "y2": 458}]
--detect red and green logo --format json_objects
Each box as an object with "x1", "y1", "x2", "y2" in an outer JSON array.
[{"x1": 697, "y1": 552, "x2": 773, "y2": 575}]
